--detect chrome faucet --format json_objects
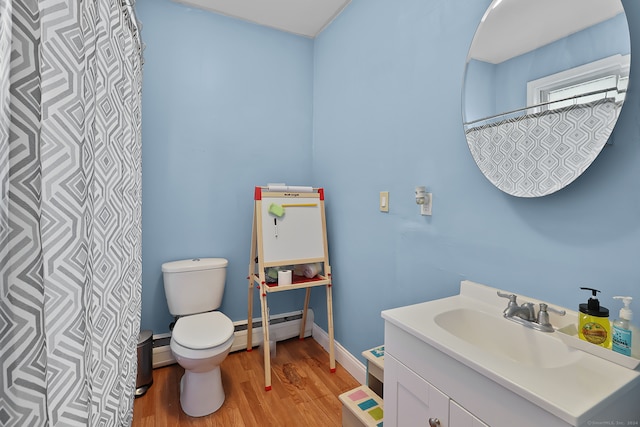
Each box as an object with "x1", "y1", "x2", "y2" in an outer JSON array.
[{"x1": 497, "y1": 291, "x2": 566, "y2": 332}]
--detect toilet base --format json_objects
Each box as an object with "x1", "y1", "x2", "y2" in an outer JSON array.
[{"x1": 180, "y1": 366, "x2": 225, "y2": 417}]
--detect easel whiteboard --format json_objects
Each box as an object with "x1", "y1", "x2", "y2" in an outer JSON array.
[{"x1": 258, "y1": 192, "x2": 326, "y2": 265}]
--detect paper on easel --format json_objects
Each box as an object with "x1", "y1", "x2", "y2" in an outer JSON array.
[{"x1": 267, "y1": 184, "x2": 314, "y2": 193}]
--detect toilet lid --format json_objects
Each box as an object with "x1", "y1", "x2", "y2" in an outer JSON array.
[{"x1": 173, "y1": 312, "x2": 234, "y2": 350}]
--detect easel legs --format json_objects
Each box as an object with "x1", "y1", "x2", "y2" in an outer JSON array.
[
  {"x1": 327, "y1": 285, "x2": 336, "y2": 372},
  {"x1": 259, "y1": 288, "x2": 272, "y2": 391},
  {"x1": 247, "y1": 281, "x2": 254, "y2": 350},
  {"x1": 300, "y1": 286, "x2": 335, "y2": 373},
  {"x1": 252, "y1": 284, "x2": 335, "y2": 391},
  {"x1": 300, "y1": 288, "x2": 311, "y2": 339},
  {"x1": 249, "y1": 280, "x2": 335, "y2": 391},
  {"x1": 247, "y1": 281, "x2": 274, "y2": 391}
]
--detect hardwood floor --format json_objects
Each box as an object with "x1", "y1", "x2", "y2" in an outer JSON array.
[{"x1": 132, "y1": 337, "x2": 360, "y2": 426}]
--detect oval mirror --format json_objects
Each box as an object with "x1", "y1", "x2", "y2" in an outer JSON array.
[{"x1": 462, "y1": 0, "x2": 631, "y2": 197}]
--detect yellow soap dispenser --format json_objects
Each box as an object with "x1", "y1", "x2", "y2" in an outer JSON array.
[{"x1": 578, "y1": 287, "x2": 611, "y2": 348}]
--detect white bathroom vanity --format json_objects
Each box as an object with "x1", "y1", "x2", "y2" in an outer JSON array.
[{"x1": 382, "y1": 281, "x2": 640, "y2": 427}]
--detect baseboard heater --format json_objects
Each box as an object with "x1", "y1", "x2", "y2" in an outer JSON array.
[{"x1": 152, "y1": 309, "x2": 314, "y2": 369}]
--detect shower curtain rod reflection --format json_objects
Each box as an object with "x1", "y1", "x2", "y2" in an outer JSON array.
[{"x1": 464, "y1": 86, "x2": 623, "y2": 127}]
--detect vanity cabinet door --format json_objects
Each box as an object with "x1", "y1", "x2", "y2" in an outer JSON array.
[
  {"x1": 450, "y1": 401, "x2": 489, "y2": 427},
  {"x1": 385, "y1": 354, "x2": 450, "y2": 427}
]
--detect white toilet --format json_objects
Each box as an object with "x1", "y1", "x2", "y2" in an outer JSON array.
[{"x1": 162, "y1": 257, "x2": 235, "y2": 417}]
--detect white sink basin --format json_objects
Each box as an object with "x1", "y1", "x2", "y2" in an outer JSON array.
[{"x1": 434, "y1": 308, "x2": 581, "y2": 369}]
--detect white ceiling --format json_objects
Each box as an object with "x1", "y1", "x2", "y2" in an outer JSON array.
[
  {"x1": 471, "y1": 0, "x2": 624, "y2": 64},
  {"x1": 172, "y1": 0, "x2": 351, "y2": 38},
  {"x1": 170, "y1": 0, "x2": 624, "y2": 60}
]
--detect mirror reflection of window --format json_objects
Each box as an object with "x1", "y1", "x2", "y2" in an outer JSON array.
[
  {"x1": 546, "y1": 76, "x2": 621, "y2": 109},
  {"x1": 527, "y1": 54, "x2": 630, "y2": 112}
]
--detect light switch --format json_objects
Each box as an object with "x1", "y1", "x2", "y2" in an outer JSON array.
[{"x1": 380, "y1": 191, "x2": 389, "y2": 212}]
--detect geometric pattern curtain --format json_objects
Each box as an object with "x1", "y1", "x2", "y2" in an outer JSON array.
[
  {"x1": 465, "y1": 98, "x2": 619, "y2": 197},
  {"x1": 0, "y1": 0, "x2": 142, "y2": 425}
]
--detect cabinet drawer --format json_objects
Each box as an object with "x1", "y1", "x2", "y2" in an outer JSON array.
[{"x1": 385, "y1": 353, "x2": 449, "y2": 427}]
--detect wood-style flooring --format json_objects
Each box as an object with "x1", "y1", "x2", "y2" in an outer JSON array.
[{"x1": 132, "y1": 337, "x2": 360, "y2": 426}]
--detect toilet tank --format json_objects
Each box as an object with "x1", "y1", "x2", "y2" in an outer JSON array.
[{"x1": 162, "y1": 258, "x2": 228, "y2": 316}]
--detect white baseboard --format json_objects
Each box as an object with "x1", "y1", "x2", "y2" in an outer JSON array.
[
  {"x1": 152, "y1": 345, "x2": 175, "y2": 369},
  {"x1": 312, "y1": 323, "x2": 366, "y2": 385},
  {"x1": 230, "y1": 309, "x2": 313, "y2": 353}
]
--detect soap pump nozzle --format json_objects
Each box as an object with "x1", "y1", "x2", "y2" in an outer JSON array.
[
  {"x1": 580, "y1": 287, "x2": 602, "y2": 312},
  {"x1": 613, "y1": 296, "x2": 633, "y2": 321}
]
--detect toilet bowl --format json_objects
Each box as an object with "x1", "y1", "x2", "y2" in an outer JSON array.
[
  {"x1": 170, "y1": 311, "x2": 234, "y2": 417},
  {"x1": 162, "y1": 257, "x2": 233, "y2": 417}
]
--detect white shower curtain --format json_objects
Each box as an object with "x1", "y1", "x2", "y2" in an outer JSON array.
[{"x1": 0, "y1": 0, "x2": 143, "y2": 425}]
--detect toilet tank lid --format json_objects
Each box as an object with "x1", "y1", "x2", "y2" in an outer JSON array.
[{"x1": 162, "y1": 258, "x2": 228, "y2": 273}]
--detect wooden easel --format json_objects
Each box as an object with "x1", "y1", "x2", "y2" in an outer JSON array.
[{"x1": 247, "y1": 185, "x2": 335, "y2": 391}]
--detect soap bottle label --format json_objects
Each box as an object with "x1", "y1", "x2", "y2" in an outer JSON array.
[
  {"x1": 582, "y1": 322, "x2": 608, "y2": 345},
  {"x1": 612, "y1": 326, "x2": 632, "y2": 356}
]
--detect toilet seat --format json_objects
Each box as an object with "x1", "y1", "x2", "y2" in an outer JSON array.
[
  {"x1": 173, "y1": 311, "x2": 234, "y2": 350},
  {"x1": 171, "y1": 334, "x2": 235, "y2": 361}
]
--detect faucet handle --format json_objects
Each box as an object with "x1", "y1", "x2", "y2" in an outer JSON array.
[
  {"x1": 539, "y1": 303, "x2": 566, "y2": 316},
  {"x1": 537, "y1": 303, "x2": 551, "y2": 327},
  {"x1": 544, "y1": 303, "x2": 566, "y2": 316},
  {"x1": 497, "y1": 291, "x2": 517, "y2": 305},
  {"x1": 537, "y1": 303, "x2": 566, "y2": 328}
]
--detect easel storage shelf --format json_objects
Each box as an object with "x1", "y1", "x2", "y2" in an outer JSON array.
[{"x1": 247, "y1": 185, "x2": 336, "y2": 391}]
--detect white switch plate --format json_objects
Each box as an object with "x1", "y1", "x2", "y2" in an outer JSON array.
[
  {"x1": 380, "y1": 191, "x2": 389, "y2": 212},
  {"x1": 421, "y1": 193, "x2": 432, "y2": 216}
]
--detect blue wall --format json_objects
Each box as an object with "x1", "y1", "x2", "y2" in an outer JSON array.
[
  {"x1": 136, "y1": 0, "x2": 314, "y2": 334},
  {"x1": 137, "y1": 0, "x2": 640, "y2": 366},
  {"x1": 312, "y1": 0, "x2": 640, "y2": 361}
]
